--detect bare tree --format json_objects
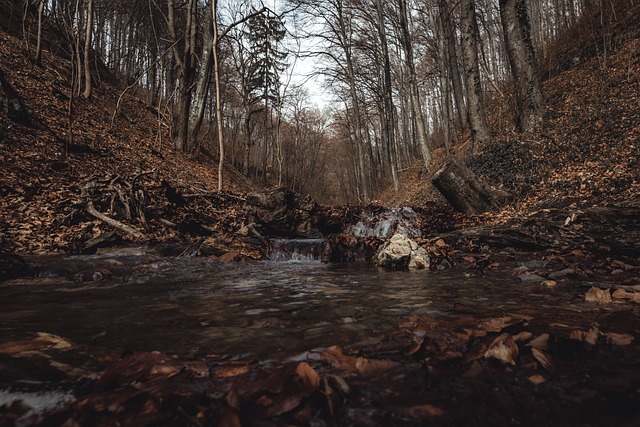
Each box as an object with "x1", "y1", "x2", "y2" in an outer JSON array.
[
  {"x1": 82, "y1": 0, "x2": 93, "y2": 98},
  {"x1": 460, "y1": 0, "x2": 491, "y2": 144},
  {"x1": 396, "y1": 0, "x2": 433, "y2": 170},
  {"x1": 499, "y1": 0, "x2": 544, "y2": 134}
]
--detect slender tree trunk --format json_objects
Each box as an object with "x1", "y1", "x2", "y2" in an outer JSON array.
[
  {"x1": 339, "y1": 6, "x2": 369, "y2": 203},
  {"x1": 460, "y1": 0, "x2": 491, "y2": 144},
  {"x1": 499, "y1": 0, "x2": 544, "y2": 134},
  {"x1": 34, "y1": 0, "x2": 44, "y2": 65},
  {"x1": 188, "y1": 4, "x2": 214, "y2": 148},
  {"x1": 434, "y1": 2, "x2": 454, "y2": 149},
  {"x1": 439, "y1": 0, "x2": 468, "y2": 130},
  {"x1": 375, "y1": 0, "x2": 399, "y2": 192},
  {"x1": 212, "y1": 0, "x2": 224, "y2": 191},
  {"x1": 398, "y1": 0, "x2": 432, "y2": 170},
  {"x1": 82, "y1": 0, "x2": 93, "y2": 99}
]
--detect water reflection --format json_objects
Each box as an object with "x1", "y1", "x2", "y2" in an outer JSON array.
[{"x1": 0, "y1": 259, "x2": 568, "y2": 358}]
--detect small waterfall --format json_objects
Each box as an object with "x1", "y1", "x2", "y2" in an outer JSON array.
[
  {"x1": 268, "y1": 239, "x2": 326, "y2": 262},
  {"x1": 346, "y1": 207, "x2": 422, "y2": 239}
]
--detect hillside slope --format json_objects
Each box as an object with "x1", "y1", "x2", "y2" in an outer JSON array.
[
  {"x1": 0, "y1": 31, "x2": 258, "y2": 253},
  {"x1": 383, "y1": 36, "x2": 640, "y2": 217}
]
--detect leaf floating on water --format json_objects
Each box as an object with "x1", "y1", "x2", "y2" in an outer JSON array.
[
  {"x1": 584, "y1": 286, "x2": 612, "y2": 303},
  {"x1": 531, "y1": 348, "x2": 554, "y2": 372},
  {"x1": 484, "y1": 333, "x2": 519, "y2": 365}
]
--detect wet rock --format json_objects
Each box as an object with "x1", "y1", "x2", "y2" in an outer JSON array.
[
  {"x1": 518, "y1": 273, "x2": 546, "y2": 283},
  {"x1": 73, "y1": 268, "x2": 114, "y2": 282},
  {"x1": 377, "y1": 234, "x2": 430, "y2": 270},
  {"x1": 245, "y1": 188, "x2": 323, "y2": 238},
  {"x1": 0, "y1": 253, "x2": 31, "y2": 281},
  {"x1": 322, "y1": 234, "x2": 380, "y2": 263},
  {"x1": 548, "y1": 268, "x2": 576, "y2": 279},
  {"x1": 219, "y1": 251, "x2": 244, "y2": 263},
  {"x1": 269, "y1": 239, "x2": 325, "y2": 261}
]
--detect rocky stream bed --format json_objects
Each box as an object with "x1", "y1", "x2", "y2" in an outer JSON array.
[{"x1": 1, "y1": 199, "x2": 640, "y2": 426}]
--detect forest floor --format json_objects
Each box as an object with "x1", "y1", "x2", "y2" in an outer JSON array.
[{"x1": 1, "y1": 15, "x2": 640, "y2": 427}]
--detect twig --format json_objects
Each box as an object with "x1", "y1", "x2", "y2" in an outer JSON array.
[{"x1": 86, "y1": 201, "x2": 144, "y2": 239}]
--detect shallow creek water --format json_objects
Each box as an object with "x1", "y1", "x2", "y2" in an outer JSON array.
[{"x1": 0, "y1": 254, "x2": 572, "y2": 359}]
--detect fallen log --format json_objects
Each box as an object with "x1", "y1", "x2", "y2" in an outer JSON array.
[
  {"x1": 86, "y1": 201, "x2": 144, "y2": 239},
  {"x1": 431, "y1": 157, "x2": 494, "y2": 215}
]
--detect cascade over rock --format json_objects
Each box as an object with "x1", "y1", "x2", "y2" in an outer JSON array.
[
  {"x1": 377, "y1": 234, "x2": 430, "y2": 269},
  {"x1": 245, "y1": 187, "x2": 323, "y2": 238}
]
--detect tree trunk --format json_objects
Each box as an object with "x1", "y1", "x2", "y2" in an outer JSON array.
[
  {"x1": 499, "y1": 0, "x2": 544, "y2": 134},
  {"x1": 188, "y1": 4, "x2": 214, "y2": 149},
  {"x1": 82, "y1": 0, "x2": 93, "y2": 99},
  {"x1": 34, "y1": 0, "x2": 44, "y2": 66},
  {"x1": 375, "y1": 0, "x2": 399, "y2": 192},
  {"x1": 398, "y1": 0, "x2": 432, "y2": 170},
  {"x1": 439, "y1": 0, "x2": 468, "y2": 130},
  {"x1": 339, "y1": 5, "x2": 370, "y2": 203},
  {"x1": 431, "y1": 157, "x2": 493, "y2": 214},
  {"x1": 460, "y1": 0, "x2": 491, "y2": 144},
  {"x1": 212, "y1": 0, "x2": 224, "y2": 192}
]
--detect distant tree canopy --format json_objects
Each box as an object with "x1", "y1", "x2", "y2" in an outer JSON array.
[{"x1": 10, "y1": 0, "x2": 624, "y2": 204}]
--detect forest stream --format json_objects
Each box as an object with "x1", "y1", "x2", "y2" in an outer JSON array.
[{"x1": 2, "y1": 239, "x2": 640, "y2": 426}]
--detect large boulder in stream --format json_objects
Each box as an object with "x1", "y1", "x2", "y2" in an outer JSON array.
[
  {"x1": 377, "y1": 234, "x2": 430, "y2": 269},
  {"x1": 245, "y1": 187, "x2": 324, "y2": 238}
]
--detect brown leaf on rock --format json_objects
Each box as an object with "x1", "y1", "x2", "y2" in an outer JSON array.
[
  {"x1": 570, "y1": 324, "x2": 600, "y2": 346},
  {"x1": 602, "y1": 332, "x2": 634, "y2": 345},
  {"x1": 512, "y1": 331, "x2": 534, "y2": 343},
  {"x1": 612, "y1": 288, "x2": 640, "y2": 303},
  {"x1": 484, "y1": 333, "x2": 519, "y2": 365},
  {"x1": 527, "y1": 333, "x2": 550, "y2": 350},
  {"x1": 531, "y1": 347, "x2": 554, "y2": 371}
]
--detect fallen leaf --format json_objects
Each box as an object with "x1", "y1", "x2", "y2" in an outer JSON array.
[
  {"x1": 211, "y1": 365, "x2": 250, "y2": 378},
  {"x1": 585, "y1": 286, "x2": 612, "y2": 303},
  {"x1": 355, "y1": 357, "x2": 401, "y2": 377},
  {"x1": 403, "y1": 404, "x2": 446, "y2": 417},
  {"x1": 612, "y1": 288, "x2": 640, "y2": 302},
  {"x1": 541, "y1": 280, "x2": 557, "y2": 287},
  {"x1": 296, "y1": 362, "x2": 320, "y2": 389},
  {"x1": 513, "y1": 331, "x2": 534, "y2": 342},
  {"x1": 570, "y1": 324, "x2": 600, "y2": 346},
  {"x1": 528, "y1": 374, "x2": 546, "y2": 385},
  {"x1": 477, "y1": 316, "x2": 519, "y2": 333},
  {"x1": 527, "y1": 333, "x2": 550, "y2": 350},
  {"x1": 484, "y1": 333, "x2": 519, "y2": 365},
  {"x1": 531, "y1": 347, "x2": 554, "y2": 371},
  {"x1": 0, "y1": 332, "x2": 74, "y2": 354},
  {"x1": 602, "y1": 332, "x2": 634, "y2": 345}
]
